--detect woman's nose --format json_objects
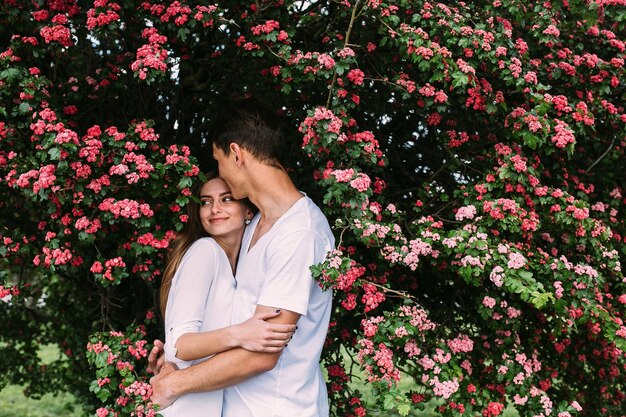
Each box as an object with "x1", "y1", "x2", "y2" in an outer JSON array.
[{"x1": 211, "y1": 201, "x2": 222, "y2": 213}]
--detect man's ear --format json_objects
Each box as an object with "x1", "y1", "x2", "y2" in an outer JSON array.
[{"x1": 230, "y1": 143, "x2": 243, "y2": 166}]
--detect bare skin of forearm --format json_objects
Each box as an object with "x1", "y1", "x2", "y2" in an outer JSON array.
[
  {"x1": 174, "y1": 327, "x2": 237, "y2": 361},
  {"x1": 169, "y1": 306, "x2": 300, "y2": 396},
  {"x1": 169, "y1": 347, "x2": 277, "y2": 395},
  {"x1": 174, "y1": 310, "x2": 295, "y2": 361}
]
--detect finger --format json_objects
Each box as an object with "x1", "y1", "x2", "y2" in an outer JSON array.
[
  {"x1": 262, "y1": 333, "x2": 291, "y2": 343},
  {"x1": 260, "y1": 346, "x2": 286, "y2": 353},
  {"x1": 265, "y1": 337, "x2": 293, "y2": 348},
  {"x1": 253, "y1": 310, "x2": 282, "y2": 321},
  {"x1": 268, "y1": 323, "x2": 296, "y2": 333},
  {"x1": 156, "y1": 357, "x2": 165, "y2": 372},
  {"x1": 148, "y1": 346, "x2": 160, "y2": 363}
]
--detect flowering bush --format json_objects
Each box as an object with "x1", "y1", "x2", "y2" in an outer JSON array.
[
  {"x1": 1, "y1": 1, "x2": 625, "y2": 416},
  {"x1": 87, "y1": 314, "x2": 159, "y2": 417}
]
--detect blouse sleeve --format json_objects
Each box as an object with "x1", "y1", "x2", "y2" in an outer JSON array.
[{"x1": 164, "y1": 238, "x2": 219, "y2": 366}]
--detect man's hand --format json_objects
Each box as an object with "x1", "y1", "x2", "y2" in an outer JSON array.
[
  {"x1": 147, "y1": 339, "x2": 165, "y2": 375},
  {"x1": 150, "y1": 361, "x2": 179, "y2": 409}
]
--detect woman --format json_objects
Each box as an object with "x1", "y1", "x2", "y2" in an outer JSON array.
[{"x1": 158, "y1": 174, "x2": 294, "y2": 416}]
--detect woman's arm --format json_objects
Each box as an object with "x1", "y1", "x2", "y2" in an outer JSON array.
[
  {"x1": 151, "y1": 306, "x2": 301, "y2": 409},
  {"x1": 173, "y1": 309, "x2": 296, "y2": 361}
]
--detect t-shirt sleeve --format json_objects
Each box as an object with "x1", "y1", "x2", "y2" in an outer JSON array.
[
  {"x1": 257, "y1": 229, "x2": 330, "y2": 316},
  {"x1": 164, "y1": 239, "x2": 218, "y2": 365}
]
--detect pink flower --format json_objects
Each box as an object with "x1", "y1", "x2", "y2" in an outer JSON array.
[
  {"x1": 551, "y1": 120, "x2": 576, "y2": 148},
  {"x1": 455, "y1": 205, "x2": 477, "y2": 221},
  {"x1": 483, "y1": 401, "x2": 504, "y2": 417},
  {"x1": 510, "y1": 154, "x2": 527, "y2": 172},
  {"x1": 489, "y1": 266, "x2": 504, "y2": 287},
  {"x1": 430, "y1": 376, "x2": 459, "y2": 399},
  {"x1": 250, "y1": 20, "x2": 280, "y2": 35},
  {"x1": 317, "y1": 53, "x2": 335, "y2": 70},
  {"x1": 403, "y1": 341, "x2": 420, "y2": 357},
  {"x1": 349, "y1": 173, "x2": 371, "y2": 192},
  {"x1": 394, "y1": 326, "x2": 408, "y2": 338},
  {"x1": 40, "y1": 24, "x2": 73, "y2": 46},
  {"x1": 543, "y1": 25, "x2": 560, "y2": 37},
  {"x1": 507, "y1": 252, "x2": 526, "y2": 269},
  {"x1": 331, "y1": 168, "x2": 354, "y2": 183},
  {"x1": 90, "y1": 261, "x2": 104, "y2": 273},
  {"x1": 347, "y1": 69, "x2": 365, "y2": 85},
  {"x1": 456, "y1": 58, "x2": 475, "y2": 74},
  {"x1": 96, "y1": 408, "x2": 110, "y2": 417},
  {"x1": 447, "y1": 334, "x2": 474, "y2": 353},
  {"x1": 482, "y1": 296, "x2": 496, "y2": 308},
  {"x1": 513, "y1": 394, "x2": 528, "y2": 405}
]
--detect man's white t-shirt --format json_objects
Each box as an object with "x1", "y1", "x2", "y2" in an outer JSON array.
[
  {"x1": 162, "y1": 238, "x2": 236, "y2": 417},
  {"x1": 223, "y1": 195, "x2": 334, "y2": 417}
]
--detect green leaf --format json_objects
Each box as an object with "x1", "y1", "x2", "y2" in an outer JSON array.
[
  {"x1": 382, "y1": 393, "x2": 396, "y2": 410},
  {"x1": 177, "y1": 176, "x2": 192, "y2": 189},
  {"x1": 518, "y1": 270, "x2": 534, "y2": 280},
  {"x1": 18, "y1": 101, "x2": 31, "y2": 114},
  {"x1": 451, "y1": 72, "x2": 469, "y2": 88},
  {"x1": 48, "y1": 147, "x2": 61, "y2": 160},
  {"x1": 0, "y1": 67, "x2": 21, "y2": 83},
  {"x1": 397, "y1": 402, "x2": 411, "y2": 416}
]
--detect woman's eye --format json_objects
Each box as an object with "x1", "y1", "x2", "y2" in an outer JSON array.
[
  {"x1": 223, "y1": 196, "x2": 233, "y2": 203},
  {"x1": 201, "y1": 200, "x2": 213, "y2": 206}
]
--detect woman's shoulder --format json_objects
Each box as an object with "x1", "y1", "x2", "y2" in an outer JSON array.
[{"x1": 185, "y1": 237, "x2": 221, "y2": 258}]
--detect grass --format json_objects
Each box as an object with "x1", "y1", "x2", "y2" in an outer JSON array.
[
  {"x1": 0, "y1": 345, "x2": 85, "y2": 417},
  {"x1": 0, "y1": 385, "x2": 84, "y2": 417},
  {"x1": 3, "y1": 345, "x2": 519, "y2": 417}
]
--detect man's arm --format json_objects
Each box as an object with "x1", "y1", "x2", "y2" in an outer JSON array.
[{"x1": 150, "y1": 305, "x2": 300, "y2": 408}]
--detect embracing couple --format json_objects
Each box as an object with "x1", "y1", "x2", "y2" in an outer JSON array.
[{"x1": 148, "y1": 103, "x2": 334, "y2": 417}]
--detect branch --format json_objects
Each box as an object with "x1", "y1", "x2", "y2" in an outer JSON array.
[
  {"x1": 585, "y1": 138, "x2": 615, "y2": 173},
  {"x1": 337, "y1": 224, "x2": 350, "y2": 248},
  {"x1": 361, "y1": 279, "x2": 415, "y2": 299},
  {"x1": 325, "y1": 0, "x2": 362, "y2": 108}
]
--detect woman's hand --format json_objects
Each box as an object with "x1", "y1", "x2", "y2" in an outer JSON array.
[
  {"x1": 147, "y1": 339, "x2": 165, "y2": 375},
  {"x1": 234, "y1": 310, "x2": 296, "y2": 353}
]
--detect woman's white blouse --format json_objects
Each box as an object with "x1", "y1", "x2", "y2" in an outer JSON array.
[{"x1": 161, "y1": 237, "x2": 236, "y2": 417}]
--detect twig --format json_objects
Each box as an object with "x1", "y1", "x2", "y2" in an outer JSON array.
[
  {"x1": 360, "y1": 279, "x2": 415, "y2": 299},
  {"x1": 586, "y1": 138, "x2": 615, "y2": 173},
  {"x1": 337, "y1": 225, "x2": 350, "y2": 248},
  {"x1": 325, "y1": 0, "x2": 362, "y2": 108}
]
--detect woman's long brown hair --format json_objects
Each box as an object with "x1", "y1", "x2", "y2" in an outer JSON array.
[{"x1": 159, "y1": 173, "x2": 217, "y2": 319}]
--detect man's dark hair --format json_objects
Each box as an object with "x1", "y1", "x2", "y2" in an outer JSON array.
[{"x1": 212, "y1": 99, "x2": 285, "y2": 167}]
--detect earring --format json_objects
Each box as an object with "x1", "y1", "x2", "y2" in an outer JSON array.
[{"x1": 245, "y1": 219, "x2": 251, "y2": 225}]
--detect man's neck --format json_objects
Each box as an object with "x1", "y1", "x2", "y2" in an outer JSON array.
[{"x1": 247, "y1": 169, "x2": 303, "y2": 221}]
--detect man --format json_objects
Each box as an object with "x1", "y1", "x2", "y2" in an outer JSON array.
[{"x1": 150, "y1": 103, "x2": 334, "y2": 417}]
